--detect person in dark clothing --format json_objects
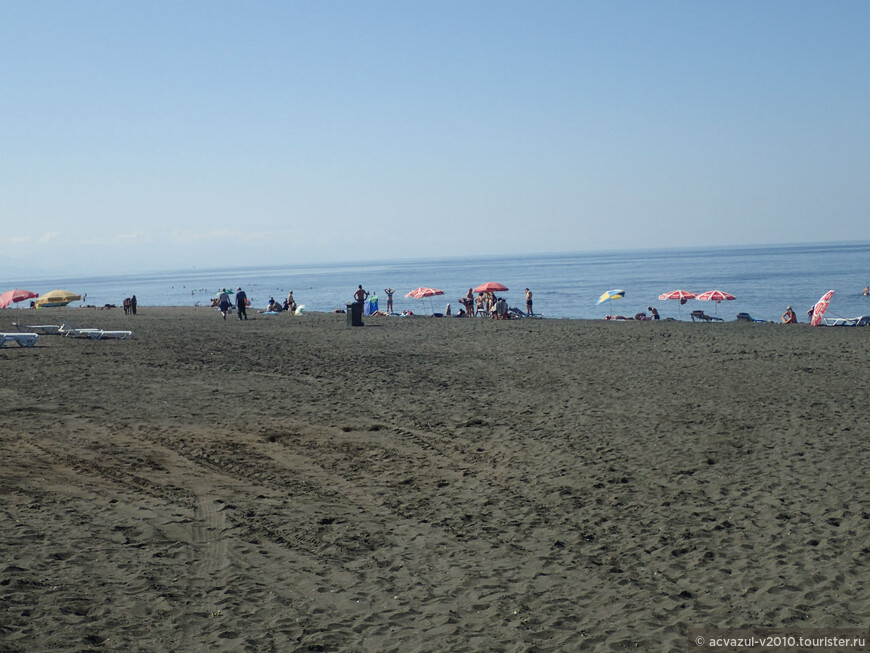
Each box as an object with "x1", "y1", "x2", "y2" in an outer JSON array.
[
  {"x1": 236, "y1": 287, "x2": 248, "y2": 320},
  {"x1": 218, "y1": 289, "x2": 231, "y2": 319}
]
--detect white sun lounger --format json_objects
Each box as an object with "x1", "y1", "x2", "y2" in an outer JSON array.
[
  {"x1": 12, "y1": 323, "x2": 61, "y2": 335},
  {"x1": 59, "y1": 321, "x2": 133, "y2": 340},
  {"x1": 822, "y1": 315, "x2": 870, "y2": 327},
  {"x1": 0, "y1": 333, "x2": 39, "y2": 348},
  {"x1": 89, "y1": 330, "x2": 133, "y2": 340}
]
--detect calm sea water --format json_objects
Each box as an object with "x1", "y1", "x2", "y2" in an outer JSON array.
[{"x1": 6, "y1": 242, "x2": 870, "y2": 322}]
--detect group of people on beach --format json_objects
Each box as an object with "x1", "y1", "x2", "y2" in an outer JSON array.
[
  {"x1": 347, "y1": 285, "x2": 536, "y2": 319},
  {"x1": 213, "y1": 288, "x2": 297, "y2": 320},
  {"x1": 264, "y1": 291, "x2": 297, "y2": 314}
]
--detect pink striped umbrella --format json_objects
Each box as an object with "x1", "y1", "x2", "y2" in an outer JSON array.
[
  {"x1": 658, "y1": 290, "x2": 696, "y2": 319},
  {"x1": 696, "y1": 289, "x2": 736, "y2": 316},
  {"x1": 405, "y1": 287, "x2": 444, "y2": 299},
  {"x1": 405, "y1": 287, "x2": 444, "y2": 314}
]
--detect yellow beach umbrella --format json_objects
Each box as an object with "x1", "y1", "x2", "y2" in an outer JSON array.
[{"x1": 35, "y1": 289, "x2": 82, "y2": 308}]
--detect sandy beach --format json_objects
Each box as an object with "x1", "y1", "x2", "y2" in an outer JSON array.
[{"x1": 2, "y1": 307, "x2": 869, "y2": 651}]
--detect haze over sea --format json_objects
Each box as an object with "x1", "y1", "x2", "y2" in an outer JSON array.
[{"x1": 6, "y1": 242, "x2": 870, "y2": 323}]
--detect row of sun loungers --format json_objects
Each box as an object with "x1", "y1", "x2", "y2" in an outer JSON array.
[{"x1": 8, "y1": 321, "x2": 133, "y2": 341}]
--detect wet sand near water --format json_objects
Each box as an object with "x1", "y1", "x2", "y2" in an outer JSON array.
[{"x1": 2, "y1": 307, "x2": 869, "y2": 651}]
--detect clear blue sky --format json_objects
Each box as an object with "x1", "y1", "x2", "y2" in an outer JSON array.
[{"x1": 2, "y1": 1, "x2": 868, "y2": 276}]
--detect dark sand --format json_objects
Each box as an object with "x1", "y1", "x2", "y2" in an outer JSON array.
[{"x1": 2, "y1": 307, "x2": 869, "y2": 651}]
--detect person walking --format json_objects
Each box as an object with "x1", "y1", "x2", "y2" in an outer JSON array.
[
  {"x1": 218, "y1": 289, "x2": 232, "y2": 320},
  {"x1": 235, "y1": 287, "x2": 248, "y2": 320}
]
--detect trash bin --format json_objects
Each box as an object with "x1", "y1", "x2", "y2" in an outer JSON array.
[{"x1": 346, "y1": 301, "x2": 364, "y2": 327}]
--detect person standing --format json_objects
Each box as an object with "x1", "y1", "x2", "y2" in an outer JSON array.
[
  {"x1": 131, "y1": 295, "x2": 137, "y2": 315},
  {"x1": 525, "y1": 288, "x2": 533, "y2": 316},
  {"x1": 235, "y1": 287, "x2": 248, "y2": 320},
  {"x1": 384, "y1": 288, "x2": 395, "y2": 313},
  {"x1": 218, "y1": 289, "x2": 232, "y2": 320},
  {"x1": 354, "y1": 285, "x2": 369, "y2": 303}
]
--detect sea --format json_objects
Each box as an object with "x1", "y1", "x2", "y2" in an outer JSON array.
[{"x1": 5, "y1": 242, "x2": 870, "y2": 323}]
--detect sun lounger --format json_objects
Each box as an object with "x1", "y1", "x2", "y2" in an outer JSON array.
[
  {"x1": 64, "y1": 329, "x2": 132, "y2": 340},
  {"x1": 89, "y1": 330, "x2": 133, "y2": 340},
  {"x1": 12, "y1": 323, "x2": 61, "y2": 335},
  {"x1": 691, "y1": 310, "x2": 723, "y2": 322},
  {"x1": 59, "y1": 321, "x2": 133, "y2": 340},
  {"x1": 0, "y1": 333, "x2": 39, "y2": 348},
  {"x1": 821, "y1": 315, "x2": 870, "y2": 327},
  {"x1": 736, "y1": 312, "x2": 767, "y2": 323}
]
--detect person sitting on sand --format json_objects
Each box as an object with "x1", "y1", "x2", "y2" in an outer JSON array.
[
  {"x1": 648, "y1": 306, "x2": 660, "y2": 320},
  {"x1": 495, "y1": 297, "x2": 508, "y2": 320},
  {"x1": 782, "y1": 306, "x2": 797, "y2": 324}
]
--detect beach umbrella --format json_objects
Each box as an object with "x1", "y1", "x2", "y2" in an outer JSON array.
[
  {"x1": 405, "y1": 287, "x2": 444, "y2": 314},
  {"x1": 0, "y1": 289, "x2": 38, "y2": 309},
  {"x1": 34, "y1": 289, "x2": 81, "y2": 308},
  {"x1": 597, "y1": 289, "x2": 625, "y2": 317},
  {"x1": 658, "y1": 290, "x2": 696, "y2": 319},
  {"x1": 473, "y1": 282, "x2": 508, "y2": 294},
  {"x1": 405, "y1": 287, "x2": 444, "y2": 299},
  {"x1": 810, "y1": 289, "x2": 835, "y2": 326},
  {"x1": 597, "y1": 289, "x2": 625, "y2": 305},
  {"x1": 695, "y1": 289, "x2": 736, "y2": 316}
]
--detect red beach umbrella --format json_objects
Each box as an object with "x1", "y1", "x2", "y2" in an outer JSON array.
[
  {"x1": 810, "y1": 289, "x2": 835, "y2": 327},
  {"x1": 658, "y1": 289, "x2": 696, "y2": 301},
  {"x1": 696, "y1": 290, "x2": 735, "y2": 302},
  {"x1": 473, "y1": 282, "x2": 508, "y2": 294},
  {"x1": 405, "y1": 287, "x2": 444, "y2": 315},
  {"x1": 695, "y1": 289, "x2": 736, "y2": 316},
  {"x1": 658, "y1": 290, "x2": 696, "y2": 319},
  {"x1": 0, "y1": 289, "x2": 39, "y2": 309},
  {"x1": 405, "y1": 287, "x2": 444, "y2": 299}
]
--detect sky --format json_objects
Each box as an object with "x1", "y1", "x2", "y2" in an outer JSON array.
[{"x1": 2, "y1": 1, "x2": 869, "y2": 276}]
